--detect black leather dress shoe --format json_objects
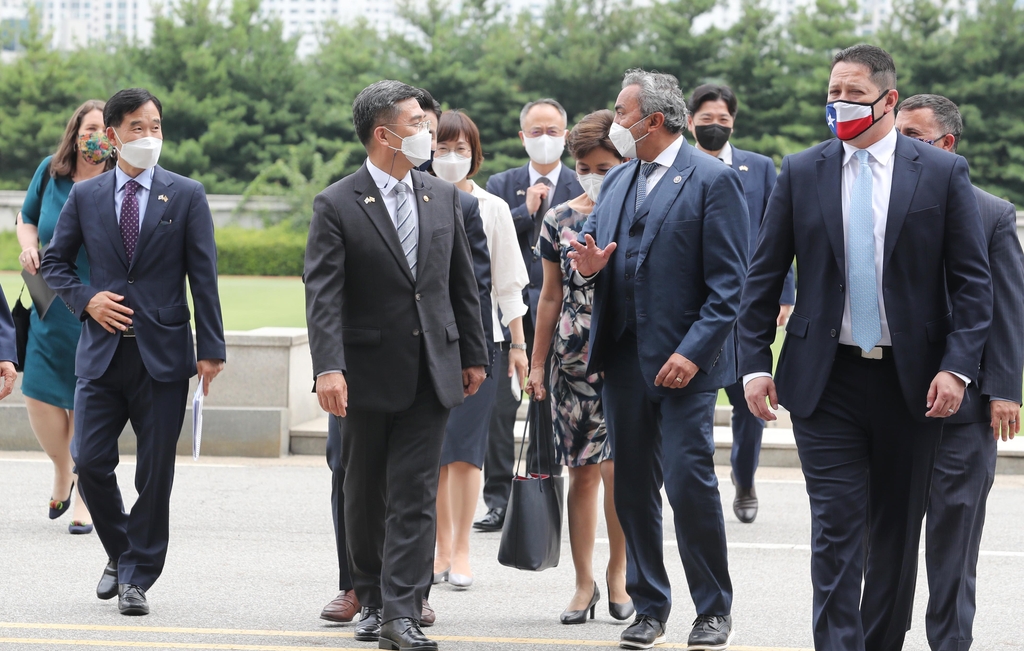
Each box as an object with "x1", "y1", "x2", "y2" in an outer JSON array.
[
  {"x1": 118, "y1": 584, "x2": 149, "y2": 616},
  {"x1": 355, "y1": 607, "x2": 382, "y2": 642},
  {"x1": 620, "y1": 614, "x2": 666, "y2": 649},
  {"x1": 687, "y1": 614, "x2": 733, "y2": 650},
  {"x1": 97, "y1": 560, "x2": 118, "y2": 600},
  {"x1": 378, "y1": 617, "x2": 437, "y2": 650},
  {"x1": 733, "y1": 485, "x2": 758, "y2": 524},
  {"x1": 472, "y1": 507, "x2": 505, "y2": 532}
]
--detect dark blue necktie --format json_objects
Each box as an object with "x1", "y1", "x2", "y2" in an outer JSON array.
[{"x1": 121, "y1": 179, "x2": 141, "y2": 262}]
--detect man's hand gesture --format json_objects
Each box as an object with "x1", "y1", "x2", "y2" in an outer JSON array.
[{"x1": 568, "y1": 234, "x2": 616, "y2": 278}]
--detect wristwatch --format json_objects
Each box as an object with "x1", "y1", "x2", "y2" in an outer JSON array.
[{"x1": 510, "y1": 343, "x2": 527, "y2": 350}]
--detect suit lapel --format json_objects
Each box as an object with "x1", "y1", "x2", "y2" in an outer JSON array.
[
  {"x1": 411, "y1": 171, "x2": 438, "y2": 284},
  {"x1": 93, "y1": 172, "x2": 128, "y2": 270},
  {"x1": 602, "y1": 160, "x2": 636, "y2": 247},
  {"x1": 130, "y1": 166, "x2": 175, "y2": 271},
  {"x1": 815, "y1": 139, "x2": 846, "y2": 278},
  {"x1": 637, "y1": 144, "x2": 694, "y2": 269},
  {"x1": 512, "y1": 165, "x2": 531, "y2": 208},
  {"x1": 553, "y1": 165, "x2": 576, "y2": 205},
  {"x1": 883, "y1": 135, "x2": 923, "y2": 272},
  {"x1": 354, "y1": 164, "x2": 415, "y2": 285}
]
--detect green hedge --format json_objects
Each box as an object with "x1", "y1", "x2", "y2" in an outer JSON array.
[{"x1": 0, "y1": 227, "x2": 306, "y2": 276}]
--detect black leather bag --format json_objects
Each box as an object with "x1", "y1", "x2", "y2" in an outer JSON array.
[
  {"x1": 497, "y1": 398, "x2": 564, "y2": 571},
  {"x1": 11, "y1": 286, "x2": 30, "y2": 372}
]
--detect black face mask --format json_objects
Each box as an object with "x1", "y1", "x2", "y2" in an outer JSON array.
[{"x1": 694, "y1": 124, "x2": 732, "y2": 152}]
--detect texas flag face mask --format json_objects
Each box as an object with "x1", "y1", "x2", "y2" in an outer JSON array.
[{"x1": 826, "y1": 89, "x2": 889, "y2": 141}]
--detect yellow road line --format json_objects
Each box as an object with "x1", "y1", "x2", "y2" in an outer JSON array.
[{"x1": 0, "y1": 623, "x2": 812, "y2": 650}]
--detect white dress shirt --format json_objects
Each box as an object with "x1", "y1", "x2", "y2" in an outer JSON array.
[
  {"x1": 717, "y1": 141, "x2": 734, "y2": 167},
  {"x1": 641, "y1": 135, "x2": 685, "y2": 191},
  {"x1": 366, "y1": 158, "x2": 420, "y2": 230},
  {"x1": 743, "y1": 126, "x2": 968, "y2": 387},
  {"x1": 529, "y1": 161, "x2": 563, "y2": 188},
  {"x1": 469, "y1": 181, "x2": 530, "y2": 342},
  {"x1": 114, "y1": 165, "x2": 154, "y2": 226}
]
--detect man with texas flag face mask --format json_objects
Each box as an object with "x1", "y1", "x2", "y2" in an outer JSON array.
[{"x1": 737, "y1": 45, "x2": 991, "y2": 651}]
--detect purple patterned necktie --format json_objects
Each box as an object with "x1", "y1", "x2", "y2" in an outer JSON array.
[{"x1": 121, "y1": 179, "x2": 141, "y2": 262}]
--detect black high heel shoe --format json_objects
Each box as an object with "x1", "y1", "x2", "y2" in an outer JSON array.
[
  {"x1": 48, "y1": 482, "x2": 74, "y2": 520},
  {"x1": 606, "y1": 569, "x2": 635, "y2": 620},
  {"x1": 560, "y1": 582, "x2": 600, "y2": 625}
]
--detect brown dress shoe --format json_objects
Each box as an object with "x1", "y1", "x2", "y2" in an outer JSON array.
[
  {"x1": 320, "y1": 590, "x2": 361, "y2": 623},
  {"x1": 420, "y1": 597, "x2": 436, "y2": 627}
]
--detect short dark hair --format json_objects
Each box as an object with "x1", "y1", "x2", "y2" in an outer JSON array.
[
  {"x1": 519, "y1": 99, "x2": 567, "y2": 129},
  {"x1": 352, "y1": 80, "x2": 422, "y2": 146},
  {"x1": 688, "y1": 84, "x2": 738, "y2": 118},
  {"x1": 831, "y1": 44, "x2": 897, "y2": 93},
  {"x1": 417, "y1": 88, "x2": 442, "y2": 120},
  {"x1": 899, "y1": 94, "x2": 964, "y2": 152},
  {"x1": 437, "y1": 110, "x2": 484, "y2": 178},
  {"x1": 104, "y1": 88, "x2": 162, "y2": 128},
  {"x1": 566, "y1": 109, "x2": 621, "y2": 162}
]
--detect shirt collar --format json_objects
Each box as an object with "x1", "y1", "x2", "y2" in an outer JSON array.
[
  {"x1": 717, "y1": 141, "x2": 733, "y2": 166},
  {"x1": 115, "y1": 165, "x2": 154, "y2": 192},
  {"x1": 642, "y1": 135, "x2": 685, "y2": 169},
  {"x1": 842, "y1": 126, "x2": 898, "y2": 167},
  {"x1": 528, "y1": 161, "x2": 562, "y2": 186},
  {"x1": 366, "y1": 158, "x2": 413, "y2": 196}
]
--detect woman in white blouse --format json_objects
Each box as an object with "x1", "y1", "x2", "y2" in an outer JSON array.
[{"x1": 431, "y1": 109, "x2": 530, "y2": 588}]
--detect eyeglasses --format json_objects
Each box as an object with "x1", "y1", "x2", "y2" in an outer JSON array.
[
  {"x1": 384, "y1": 120, "x2": 431, "y2": 133},
  {"x1": 914, "y1": 133, "x2": 951, "y2": 145},
  {"x1": 524, "y1": 127, "x2": 564, "y2": 138},
  {"x1": 436, "y1": 144, "x2": 473, "y2": 157}
]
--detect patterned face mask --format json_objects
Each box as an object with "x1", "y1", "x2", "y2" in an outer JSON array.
[{"x1": 79, "y1": 131, "x2": 115, "y2": 165}]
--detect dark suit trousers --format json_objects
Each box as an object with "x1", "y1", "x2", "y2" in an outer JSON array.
[
  {"x1": 482, "y1": 345, "x2": 517, "y2": 512},
  {"x1": 603, "y1": 335, "x2": 732, "y2": 622},
  {"x1": 326, "y1": 414, "x2": 353, "y2": 592},
  {"x1": 924, "y1": 420, "x2": 997, "y2": 651},
  {"x1": 72, "y1": 337, "x2": 189, "y2": 590},
  {"x1": 723, "y1": 380, "x2": 765, "y2": 489},
  {"x1": 340, "y1": 356, "x2": 450, "y2": 622},
  {"x1": 791, "y1": 355, "x2": 940, "y2": 651}
]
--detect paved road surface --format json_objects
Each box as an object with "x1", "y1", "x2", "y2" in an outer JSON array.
[{"x1": 1, "y1": 451, "x2": 1022, "y2": 650}]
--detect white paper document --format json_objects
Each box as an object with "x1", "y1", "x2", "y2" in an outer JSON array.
[
  {"x1": 511, "y1": 368, "x2": 523, "y2": 401},
  {"x1": 192, "y1": 383, "x2": 204, "y2": 460}
]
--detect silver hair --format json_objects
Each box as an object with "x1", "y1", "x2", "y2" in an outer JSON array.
[
  {"x1": 519, "y1": 99, "x2": 568, "y2": 129},
  {"x1": 621, "y1": 69, "x2": 688, "y2": 134}
]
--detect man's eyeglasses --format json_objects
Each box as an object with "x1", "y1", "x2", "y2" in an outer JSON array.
[
  {"x1": 524, "y1": 127, "x2": 564, "y2": 138},
  {"x1": 913, "y1": 133, "x2": 951, "y2": 145},
  {"x1": 384, "y1": 120, "x2": 431, "y2": 133}
]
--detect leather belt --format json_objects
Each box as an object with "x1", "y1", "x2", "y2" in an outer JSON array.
[{"x1": 837, "y1": 344, "x2": 891, "y2": 360}]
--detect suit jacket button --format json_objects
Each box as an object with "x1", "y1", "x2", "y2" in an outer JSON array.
[
  {"x1": 629, "y1": 230, "x2": 635, "y2": 237},
  {"x1": 830, "y1": 329, "x2": 837, "y2": 337},
  {"x1": 415, "y1": 293, "x2": 422, "y2": 301},
  {"x1": 839, "y1": 284, "x2": 844, "y2": 292},
  {"x1": 128, "y1": 277, "x2": 135, "y2": 284},
  {"x1": 412, "y1": 329, "x2": 420, "y2": 336}
]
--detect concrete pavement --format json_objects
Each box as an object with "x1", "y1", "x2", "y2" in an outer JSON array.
[{"x1": 1, "y1": 451, "x2": 1022, "y2": 650}]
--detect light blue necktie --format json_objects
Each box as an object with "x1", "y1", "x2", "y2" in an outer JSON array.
[
  {"x1": 394, "y1": 182, "x2": 418, "y2": 279},
  {"x1": 848, "y1": 150, "x2": 881, "y2": 351},
  {"x1": 634, "y1": 162, "x2": 660, "y2": 212}
]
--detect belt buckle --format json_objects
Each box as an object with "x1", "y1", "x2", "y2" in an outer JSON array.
[
  {"x1": 122, "y1": 326, "x2": 136, "y2": 338},
  {"x1": 861, "y1": 346, "x2": 883, "y2": 359}
]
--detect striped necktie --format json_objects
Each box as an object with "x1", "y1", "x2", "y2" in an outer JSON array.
[
  {"x1": 635, "y1": 162, "x2": 660, "y2": 212},
  {"x1": 394, "y1": 181, "x2": 418, "y2": 279},
  {"x1": 848, "y1": 149, "x2": 881, "y2": 351}
]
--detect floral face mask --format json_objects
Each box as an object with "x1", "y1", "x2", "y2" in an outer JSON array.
[{"x1": 79, "y1": 131, "x2": 115, "y2": 165}]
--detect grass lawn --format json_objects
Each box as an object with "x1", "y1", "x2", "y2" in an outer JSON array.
[{"x1": 0, "y1": 270, "x2": 783, "y2": 405}]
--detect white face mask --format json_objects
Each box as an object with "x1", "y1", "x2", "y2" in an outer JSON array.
[
  {"x1": 113, "y1": 131, "x2": 162, "y2": 170},
  {"x1": 385, "y1": 127, "x2": 432, "y2": 167},
  {"x1": 523, "y1": 134, "x2": 565, "y2": 165},
  {"x1": 432, "y1": 152, "x2": 473, "y2": 184},
  {"x1": 577, "y1": 173, "x2": 604, "y2": 203},
  {"x1": 608, "y1": 116, "x2": 650, "y2": 159}
]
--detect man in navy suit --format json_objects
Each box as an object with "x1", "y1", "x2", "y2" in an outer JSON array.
[
  {"x1": 42, "y1": 88, "x2": 226, "y2": 617},
  {"x1": 737, "y1": 46, "x2": 992, "y2": 651},
  {"x1": 476, "y1": 98, "x2": 582, "y2": 531},
  {"x1": 0, "y1": 288, "x2": 16, "y2": 400},
  {"x1": 896, "y1": 93, "x2": 1024, "y2": 651},
  {"x1": 570, "y1": 69, "x2": 748, "y2": 650},
  {"x1": 687, "y1": 83, "x2": 795, "y2": 524}
]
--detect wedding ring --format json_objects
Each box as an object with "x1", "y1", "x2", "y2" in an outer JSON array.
[
  {"x1": 1011, "y1": 420, "x2": 1017, "y2": 424},
  {"x1": 674, "y1": 377, "x2": 683, "y2": 383},
  {"x1": 948, "y1": 408, "x2": 955, "y2": 413}
]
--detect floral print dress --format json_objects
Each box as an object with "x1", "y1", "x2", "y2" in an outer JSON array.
[{"x1": 538, "y1": 203, "x2": 611, "y2": 467}]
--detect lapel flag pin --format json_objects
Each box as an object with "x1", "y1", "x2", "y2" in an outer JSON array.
[
  {"x1": 158, "y1": 194, "x2": 169, "y2": 202},
  {"x1": 364, "y1": 196, "x2": 375, "y2": 204},
  {"x1": 739, "y1": 165, "x2": 749, "y2": 172},
  {"x1": 673, "y1": 175, "x2": 682, "y2": 184},
  {"x1": 423, "y1": 195, "x2": 430, "y2": 202},
  {"x1": 516, "y1": 189, "x2": 526, "y2": 196}
]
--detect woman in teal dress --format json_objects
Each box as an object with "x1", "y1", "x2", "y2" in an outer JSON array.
[{"x1": 16, "y1": 99, "x2": 115, "y2": 534}]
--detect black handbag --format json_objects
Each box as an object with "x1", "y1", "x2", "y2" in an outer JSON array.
[
  {"x1": 11, "y1": 286, "x2": 30, "y2": 372},
  {"x1": 497, "y1": 398, "x2": 564, "y2": 571}
]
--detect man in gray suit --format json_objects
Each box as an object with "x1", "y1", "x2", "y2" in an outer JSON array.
[
  {"x1": 304, "y1": 80, "x2": 488, "y2": 651},
  {"x1": 896, "y1": 94, "x2": 1024, "y2": 651}
]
